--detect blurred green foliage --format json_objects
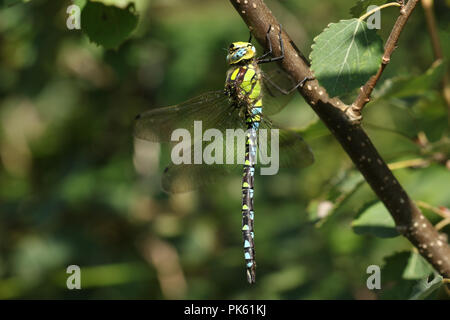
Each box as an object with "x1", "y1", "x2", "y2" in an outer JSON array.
[{"x1": 0, "y1": 0, "x2": 449, "y2": 299}]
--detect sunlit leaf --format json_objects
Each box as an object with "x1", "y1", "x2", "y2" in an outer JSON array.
[
  {"x1": 402, "y1": 251, "x2": 434, "y2": 280},
  {"x1": 310, "y1": 19, "x2": 383, "y2": 97},
  {"x1": 351, "y1": 201, "x2": 398, "y2": 238}
]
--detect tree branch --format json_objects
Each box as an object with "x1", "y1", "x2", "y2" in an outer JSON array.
[
  {"x1": 228, "y1": 0, "x2": 450, "y2": 279},
  {"x1": 351, "y1": 0, "x2": 418, "y2": 118}
]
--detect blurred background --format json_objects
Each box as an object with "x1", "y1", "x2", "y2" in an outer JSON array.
[{"x1": 0, "y1": 0, "x2": 449, "y2": 299}]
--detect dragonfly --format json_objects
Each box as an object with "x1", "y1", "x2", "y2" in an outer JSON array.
[{"x1": 134, "y1": 25, "x2": 314, "y2": 284}]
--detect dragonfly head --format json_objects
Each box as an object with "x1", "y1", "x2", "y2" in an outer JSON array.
[{"x1": 227, "y1": 42, "x2": 256, "y2": 65}]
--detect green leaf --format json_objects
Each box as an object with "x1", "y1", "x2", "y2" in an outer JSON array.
[
  {"x1": 294, "y1": 117, "x2": 328, "y2": 141},
  {"x1": 381, "y1": 251, "x2": 410, "y2": 281},
  {"x1": 380, "y1": 251, "x2": 416, "y2": 299},
  {"x1": 402, "y1": 251, "x2": 434, "y2": 280},
  {"x1": 81, "y1": 1, "x2": 138, "y2": 50},
  {"x1": 375, "y1": 60, "x2": 447, "y2": 100},
  {"x1": 380, "y1": 252, "x2": 440, "y2": 300},
  {"x1": 351, "y1": 201, "x2": 398, "y2": 238},
  {"x1": 409, "y1": 274, "x2": 443, "y2": 300},
  {"x1": 308, "y1": 170, "x2": 366, "y2": 226},
  {"x1": 310, "y1": 19, "x2": 383, "y2": 97},
  {"x1": 350, "y1": 0, "x2": 389, "y2": 18}
]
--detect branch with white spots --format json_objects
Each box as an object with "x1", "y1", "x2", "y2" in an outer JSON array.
[{"x1": 229, "y1": 0, "x2": 450, "y2": 279}]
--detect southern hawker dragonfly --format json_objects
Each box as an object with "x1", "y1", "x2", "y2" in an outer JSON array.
[{"x1": 134, "y1": 25, "x2": 314, "y2": 284}]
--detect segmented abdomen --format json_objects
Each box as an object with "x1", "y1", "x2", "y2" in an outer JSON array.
[
  {"x1": 242, "y1": 125, "x2": 257, "y2": 283},
  {"x1": 226, "y1": 62, "x2": 262, "y2": 284}
]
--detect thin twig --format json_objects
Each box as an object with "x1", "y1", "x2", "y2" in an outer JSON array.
[
  {"x1": 416, "y1": 200, "x2": 450, "y2": 219},
  {"x1": 359, "y1": 2, "x2": 402, "y2": 21},
  {"x1": 435, "y1": 218, "x2": 450, "y2": 231},
  {"x1": 351, "y1": 0, "x2": 418, "y2": 120},
  {"x1": 388, "y1": 158, "x2": 430, "y2": 170},
  {"x1": 228, "y1": 0, "x2": 450, "y2": 279}
]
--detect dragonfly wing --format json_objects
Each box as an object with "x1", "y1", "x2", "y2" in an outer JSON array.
[
  {"x1": 258, "y1": 117, "x2": 314, "y2": 169},
  {"x1": 135, "y1": 90, "x2": 247, "y2": 193},
  {"x1": 260, "y1": 68, "x2": 298, "y2": 116},
  {"x1": 162, "y1": 162, "x2": 241, "y2": 193},
  {"x1": 161, "y1": 130, "x2": 246, "y2": 192},
  {"x1": 134, "y1": 91, "x2": 243, "y2": 142}
]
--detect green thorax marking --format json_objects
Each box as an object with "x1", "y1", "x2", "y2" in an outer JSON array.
[{"x1": 225, "y1": 61, "x2": 263, "y2": 110}]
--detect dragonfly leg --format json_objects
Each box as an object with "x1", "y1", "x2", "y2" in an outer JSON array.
[
  {"x1": 255, "y1": 25, "x2": 273, "y2": 61},
  {"x1": 257, "y1": 24, "x2": 285, "y2": 64},
  {"x1": 263, "y1": 75, "x2": 315, "y2": 95}
]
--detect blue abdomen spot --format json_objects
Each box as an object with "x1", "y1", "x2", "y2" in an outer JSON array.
[{"x1": 252, "y1": 107, "x2": 262, "y2": 114}]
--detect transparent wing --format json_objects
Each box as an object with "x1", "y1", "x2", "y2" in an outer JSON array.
[
  {"x1": 161, "y1": 132, "x2": 246, "y2": 193},
  {"x1": 258, "y1": 116, "x2": 314, "y2": 169},
  {"x1": 135, "y1": 87, "x2": 312, "y2": 193},
  {"x1": 135, "y1": 90, "x2": 246, "y2": 193},
  {"x1": 134, "y1": 91, "x2": 246, "y2": 142},
  {"x1": 260, "y1": 68, "x2": 299, "y2": 116},
  {"x1": 162, "y1": 162, "x2": 241, "y2": 193},
  {"x1": 159, "y1": 121, "x2": 313, "y2": 193}
]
